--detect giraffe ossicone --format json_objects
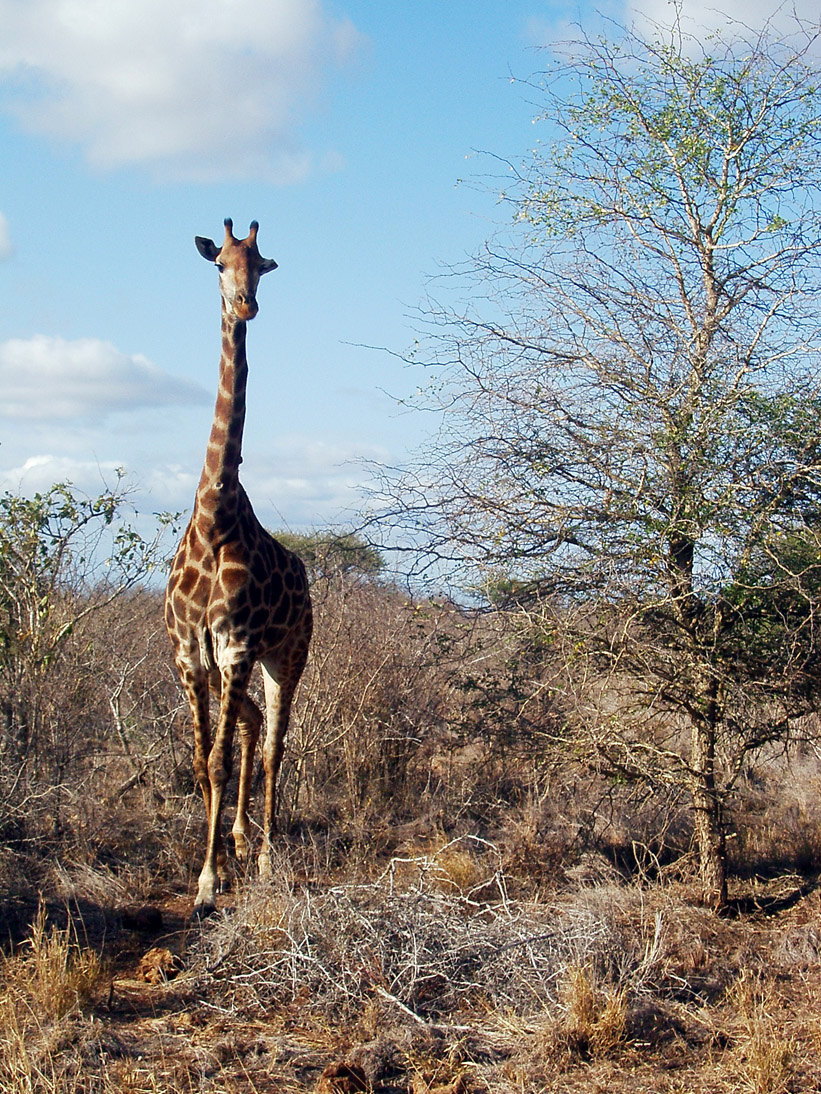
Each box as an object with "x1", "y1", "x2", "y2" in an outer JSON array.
[{"x1": 165, "y1": 219, "x2": 312, "y2": 916}]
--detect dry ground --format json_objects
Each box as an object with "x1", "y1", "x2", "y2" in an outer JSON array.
[
  {"x1": 4, "y1": 523, "x2": 821, "y2": 1091},
  {"x1": 3, "y1": 839, "x2": 821, "y2": 1094}
]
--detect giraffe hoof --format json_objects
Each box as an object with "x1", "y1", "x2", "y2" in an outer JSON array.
[{"x1": 192, "y1": 901, "x2": 217, "y2": 921}]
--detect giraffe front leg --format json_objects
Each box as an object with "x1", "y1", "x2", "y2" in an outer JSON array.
[
  {"x1": 196, "y1": 772, "x2": 232, "y2": 914},
  {"x1": 196, "y1": 752, "x2": 227, "y2": 915},
  {"x1": 195, "y1": 664, "x2": 248, "y2": 915},
  {"x1": 197, "y1": 825, "x2": 231, "y2": 908},
  {"x1": 177, "y1": 662, "x2": 223, "y2": 905},
  {"x1": 183, "y1": 667, "x2": 211, "y2": 820},
  {"x1": 203, "y1": 670, "x2": 231, "y2": 892},
  {"x1": 231, "y1": 695, "x2": 262, "y2": 866}
]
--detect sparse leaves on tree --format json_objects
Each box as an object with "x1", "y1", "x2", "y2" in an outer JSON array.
[{"x1": 374, "y1": 16, "x2": 821, "y2": 907}]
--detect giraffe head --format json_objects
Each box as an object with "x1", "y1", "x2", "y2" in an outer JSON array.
[{"x1": 195, "y1": 218, "x2": 278, "y2": 322}]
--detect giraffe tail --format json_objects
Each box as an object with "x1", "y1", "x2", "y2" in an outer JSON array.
[{"x1": 198, "y1": 626, "x2": 216, "y2": 673}]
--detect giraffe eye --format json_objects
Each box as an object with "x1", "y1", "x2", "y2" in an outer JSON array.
[{"x1": 215, "y1": 262, "x2": 225, "y2": 272}]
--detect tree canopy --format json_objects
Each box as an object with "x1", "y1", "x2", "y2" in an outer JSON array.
[
  {"x1": 375, "y1": 16, "x2": 821, "y2": 906},
  {"x1": 275, "y1": 530, "x2": 384, "y2": 582}
]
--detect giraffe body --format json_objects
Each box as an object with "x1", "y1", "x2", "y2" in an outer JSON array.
[{"x1": 165, "y1": 219, "x2": 312, "y2": 915}]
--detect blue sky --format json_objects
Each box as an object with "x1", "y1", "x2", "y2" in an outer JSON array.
[{"x1": 0, "y1": 0, "x2": 809, "y2": 541}]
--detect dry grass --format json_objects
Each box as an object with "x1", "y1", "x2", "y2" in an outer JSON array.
[
  {"x1": 559, "y1": 963, "x2": 628, "y2": 1058},
  {"x1": 2, "y1": 853, "x2": 821, "y2": 1092},
  {"x1": 728, "y1": 747, "x2": 821, "y2": 879},
  {"x1": 4, "y1": 900, "x2": 104, "y2": 1019},
  {"x1": 0, "y1": 901, "x2": 107, "y2": 1094},
  {"x1": 2, "y1": 578, "x2": 821, "y2": 1091},
  {"x1": 726, "y1": 971, "x2": 796, "y2": 1094}
]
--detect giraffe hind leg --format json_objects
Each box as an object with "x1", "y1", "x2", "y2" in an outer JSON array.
[
  {"x1": 231, "y1": 693, "x2": 263, "y2": 866},
  {"x1": 258, "y1": 655, "x2": 305, "y2": 878}
]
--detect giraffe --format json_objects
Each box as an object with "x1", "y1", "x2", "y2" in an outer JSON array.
[{"x1": 165, "y1": 218, "x2": 312, "y2": 916}]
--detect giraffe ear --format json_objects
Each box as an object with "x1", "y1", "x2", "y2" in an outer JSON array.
[
  {"x1": 195, "y1": 236, "x2": 220, "y2": 263},
  {"x1": 259, "y1": 256, "x2": 278, "y2": 275}
]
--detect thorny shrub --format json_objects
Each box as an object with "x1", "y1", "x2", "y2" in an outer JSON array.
[
  {"x1": 186, "y1": 838, "x2": 669, "y2": 1030},
  {"x1": 1, "y1": 520, "x2": 821, "y2": 912}
]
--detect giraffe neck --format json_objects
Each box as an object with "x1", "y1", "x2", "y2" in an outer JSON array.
[{"x1": 196, "y1": 308, "x2": 248, "y2": 509}]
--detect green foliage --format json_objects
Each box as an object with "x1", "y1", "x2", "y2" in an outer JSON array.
[
  {"x1": 275, "y1": 529, "x2": 384, "y2": 581},
  {"x1": 0, "y1": 481, "x2": 159, "y2": 673},
  {"x1": 521, "y1": 28, "x2": 821, "y2": 257},
  {"x1": 723, "y1": 529, "x2": 821, "y2": 691},
  {"x1": 0, "y1": 480, "x2": 165, "y2": 770}
]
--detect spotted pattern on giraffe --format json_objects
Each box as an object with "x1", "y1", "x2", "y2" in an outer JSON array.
[{"x1": 165, "y1": 218, "x2": 312, "y2": 916}]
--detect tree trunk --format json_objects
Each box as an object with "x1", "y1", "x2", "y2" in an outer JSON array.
[{"x1": 690, "y1": 674, "x2": 727, "y2": 910}]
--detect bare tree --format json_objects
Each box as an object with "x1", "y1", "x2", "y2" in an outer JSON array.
[{"x1": 375, "y1": 16, "x2": 821, "y2": 906}]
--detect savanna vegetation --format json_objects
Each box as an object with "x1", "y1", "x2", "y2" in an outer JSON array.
[{"x1": 4, "y1": 15, "x2": 821, "y2": 1094}]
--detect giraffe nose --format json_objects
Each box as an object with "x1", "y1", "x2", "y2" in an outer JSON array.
[{"x1": 234, "y1": 293, "x2": 258, "y2": 320}]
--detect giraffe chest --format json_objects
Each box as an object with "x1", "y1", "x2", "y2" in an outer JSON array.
[{"x1": 165, "y1": 526, "x2": 306, "y2": 660}]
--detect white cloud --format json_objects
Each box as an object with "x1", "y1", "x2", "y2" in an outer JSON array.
[
  {"x1": 242, "y1": 437, "x2": 382, "y2": 525},
  {"x1": 628, "y1": 0, "x2": 821, "y2": 35},
  {"x1": 0, "y1": 334, "x2": 209, "y2": 420},
  {"x1": 1, "y1": 435, "x2": 385, "y2": 520},
  {"x1": 0, "y1": 0, "x2": 362, "y2": 182},
  {"x1": 0, "y1": 454, "x2": 131, "y2": 496},
  {"x1": 0, "y1": 212, "x2": 11, "y2": 259}
]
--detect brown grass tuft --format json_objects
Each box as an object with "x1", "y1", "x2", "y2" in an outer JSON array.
[
  {"x1": 4, "y1": 901, "x2": 104, "y2": 1020},
  {"x1": 560, "y1": 963, "x2": 628, "y2": 1058},
  {"x1": 727, "y1": 970, "x2": 795, "y2": 1094},
  {"x1": 0, "y1": 901, "x2": 107, "y2": 1094}
]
